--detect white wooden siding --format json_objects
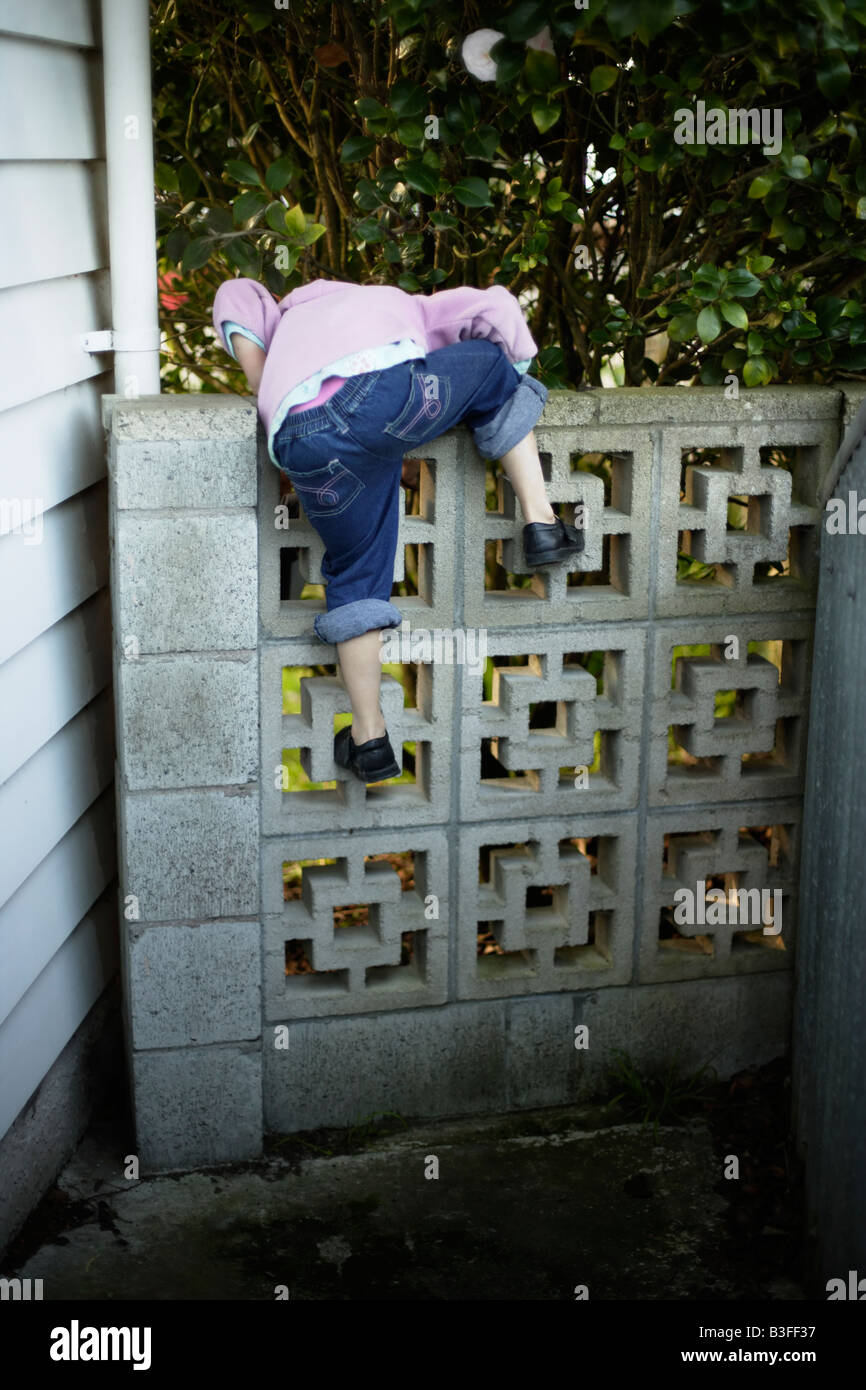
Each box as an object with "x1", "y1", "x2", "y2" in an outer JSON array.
[
  {"x1": 0, "y1": 893, "x2": 118, "y2": 1140},
  {"x1": 0, "y1": 162, "x2": 108, "y2": 290},
  {"x1": 0, "y1": 0, "x2": 118, "y2": 1146}
]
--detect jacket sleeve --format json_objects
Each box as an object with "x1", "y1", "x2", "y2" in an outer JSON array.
[
  {"x1": 212, "y1": 278, "x2": 282, "y2": 359},
  {"x1": 422, "y1": 284, "x2": 539, "y2": 364}
]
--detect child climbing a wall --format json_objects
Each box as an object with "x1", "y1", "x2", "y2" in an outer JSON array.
[{"x1": 212, "y1": 274, "x2": 583, "y2": 784}]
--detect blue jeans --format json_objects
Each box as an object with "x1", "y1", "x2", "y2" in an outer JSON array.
[{"x1": 272, "y1": 339, "x2": 548, "y2": 644}]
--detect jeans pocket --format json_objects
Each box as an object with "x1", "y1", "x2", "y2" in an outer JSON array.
[
  {"x1": 383, "y1": 368, "x2": 452, "y2": 444},
  {"x1": 288, "y1": 457, "x2": 365, "y2": 518}
]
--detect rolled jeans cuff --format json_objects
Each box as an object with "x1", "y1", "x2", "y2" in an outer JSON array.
[
  {"x1": 313, "y1": 598, "x2": 403, "y2": 645},
  {"x1": 471, "y1": 374, "x2": 548, "y2": 459}
]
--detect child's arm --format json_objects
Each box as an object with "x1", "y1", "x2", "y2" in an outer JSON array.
[{"x1": 232, "y1": 334, "x2": 267, "y2": 394}]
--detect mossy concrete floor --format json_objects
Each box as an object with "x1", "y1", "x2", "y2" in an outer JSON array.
[{"x1": 4, "y1": 1096, "x2": 806, "y2": 1301}]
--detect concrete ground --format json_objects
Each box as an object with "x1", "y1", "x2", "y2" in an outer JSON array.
[{"x1": 3, "y1": 1095, "x2": 806, "y2": 1301}]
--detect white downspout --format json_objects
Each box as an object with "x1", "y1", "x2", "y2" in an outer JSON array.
[{"x1": 88, "y1": 0, "x2": 161, "y2": 396}]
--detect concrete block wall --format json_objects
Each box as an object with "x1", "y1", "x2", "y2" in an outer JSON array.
[
  {"x1": 108, "y1": 398, "x2": 262, "y2": 1170},
  {"x1": 108, "y1": 387, "x2": 843, "y2": 1172}
]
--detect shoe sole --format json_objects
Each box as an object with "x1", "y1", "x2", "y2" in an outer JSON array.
[
  {"x1": 525, "y1": 543, "x2": 584, "y2": 567},
  {"x1": 342, "y1": 760, "x2": 401, "y2": 784}
]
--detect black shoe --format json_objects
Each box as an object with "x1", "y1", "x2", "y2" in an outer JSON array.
[
  {"x1": 334, "y1": 725, "x2": 401, "y2": 784},
  {"x1": 523, "y1": 514, "x2": 585, "y2": 567}
]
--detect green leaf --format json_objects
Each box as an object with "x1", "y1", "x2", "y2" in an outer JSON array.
[
  {"x1": 177, "y1": 164, "x2": 199, "y2": 201},
  {"x1": 390, "y1": 80, "x2": 427, "y2": 118},
  {"x1": 203, "y1": 206, "x2": 233, "y2": 234},
  {"x1": 531, "y1": 101, "x2": 561, "y2": 133},
  {"x1": 784, "y1": 154, "x2": 811, "y2": 179},
  {"x1": 605, "y1": 0, "x2": 677, "y2": 42},
  {"x1": 719, "y1": 300, "x2": 749, "y2": 329},
  {"x1": 164, "y1": 229, "x2": 189, "y2": 265},
  {"x1": 770, "y1": 213, "x2": 806, "y2": 249},
  {"x1": 226, "y1": 240, "x2": 262, "y2": 278},
  {"x1": 692, "y1": 264, "x2": 725, "y2": 299},
  {"x1": 275, "y1": 245, "x2": 300, "y2": 276},
  {"x1": 155, "y1": 162, "x2": 179, "y2": 192},
  {"x1": 355, "y1": 97, "x2": 388, "y2": 120},
  {"x1": 725, "y1": 268, "x2": 763, "y2": 298},
  {"x1": 263, "y1": 262, "x2": 287, "y2": 297},
  {"x1": 815, "y1": 0, "x2": 845, "y2": 27},
  {"x1": 429, "y1": 210, "x2": 459, "y2": 229},
  {"x1": 697, "y1": 305, "x2": 722, "y2": 342},
  {"x1": 609, "y1": 132, "x2": 627, "y2": 150},
  {"x1": 667, "y1": 312, "x2": 698, "y2": 342},
  {"x1": 451, "y1": 177, "x2": 493, "y2": 208},
  {"x1": 397, "y1": 272, "x2": 421, "y2": 292},
  {"x1": 817, "y1": 51, "x2": 851, "y2": 101},
  {"x1": 490, "y1": 37, "x2": 526, "y2": 86},
  {"x1": 524, "y1": 47, "x2": 559, "y2": 91},
  {"x1": 397, "y1": 121, "x2": 425, "y2": 148},
  {"x1": 748, "y1": 174, "x2": 774, "y2": 199},
  {"x1": 284, "y1": 204, "x2": 306, "y2": 236},
  {"x1": 265, "y1": 202, "x2": 288, "y2": 233},
  {"x1": 628, "y1": 121, "x2": 655, "y2": 139},
  {"x1": 340, "y1": 134, "x2": 376, "y2": 163},
  {"x1": 722, "y1": 348, "x2": 746, "y2": 371},
  {"x1": 747, "y1": 332, "x2": 765, "y2": 355},
  {"x1": 823, "y1": 191, "x2": 842, "y2": 219},
  {"x1": 224, "y1": 159, "x2": 260, "y2": 185},
  {"x1": 181, "y1": 236, "x2": 212, "y2": 272},
  {"x1": 743, "y1": 355, "x2": 772, "y2": 386},
  {"x1": 265, "y1": 156, "x2": 295, "y2": 192},
  {"x1": 232, "y1": 190, "x2": 267, "y2": 225},
  {"x1": 501, "y1": 0, "x2": 550, "y2": 42},
  {"x1": 748, "y1": 255, "x2": 775, "y2": 273},
  {"x1": 400, "y1": 160, "x2": 439, "y2": 195},
  {"x1": 463, "y1": 125, "x2": 499, "y2": 160},
  {"x1": 353, "y1": 216, "x2": 385, "y2": 243},
  {"x1": 590, "y1": 65, "x2": 619, "y2": 93},
  {"x1": 850, "y1": 316, "x2": 866, "y2": 347},
  {"x1": 300, "y1": 223, "x2": 326, "y2": 246}
]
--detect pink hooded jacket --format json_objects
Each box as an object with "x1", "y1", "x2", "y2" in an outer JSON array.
[{"x1": 212, "y1": 276, "x2": 539, "y2": 447}]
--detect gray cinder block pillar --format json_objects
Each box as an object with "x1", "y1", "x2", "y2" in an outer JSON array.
[{"x1": 107, "y1": 396, "x2": 262, "y2": 1171}]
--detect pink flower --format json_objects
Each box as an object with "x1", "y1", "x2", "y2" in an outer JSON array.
[{"x1": 461, "y1": 28, "x2": 505, "y2": 82}]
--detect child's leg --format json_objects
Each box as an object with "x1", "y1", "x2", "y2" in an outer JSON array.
[
  {"x1": 336, "y1": 629, "x2": 386, "y2": 744},
  {"x1": 497, "y1": 429, "x2": 557, "y2": 525}
]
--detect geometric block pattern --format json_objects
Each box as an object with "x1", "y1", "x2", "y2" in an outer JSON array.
[
  {"x1": 261, "y1": 830, "x2": 448, "y2": 1019},
  {"x1": 462, "y1": 423, "x2": 653, "y2": 626},
  {"x1": 259, "y1": 639, "x2": 454, "y2": 833},
  {"x1": 455, "y1": 815, "x2": 636, "y2": 998},
  {"x1": 460, "y1": 627, "x2": 644, "y2": 817},
  {"x1": 640, "y1": 800, "x2": 800, "y2": 983},
  {"x1": 656, "y1": 423, "x2": 829, "y2": 617},
  {"x1": 254, "y1": 390, "x2": 837, "y2": 1025},
  {"x1": 648, "y1": 616, "x2": 812, "y2": 807}
]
